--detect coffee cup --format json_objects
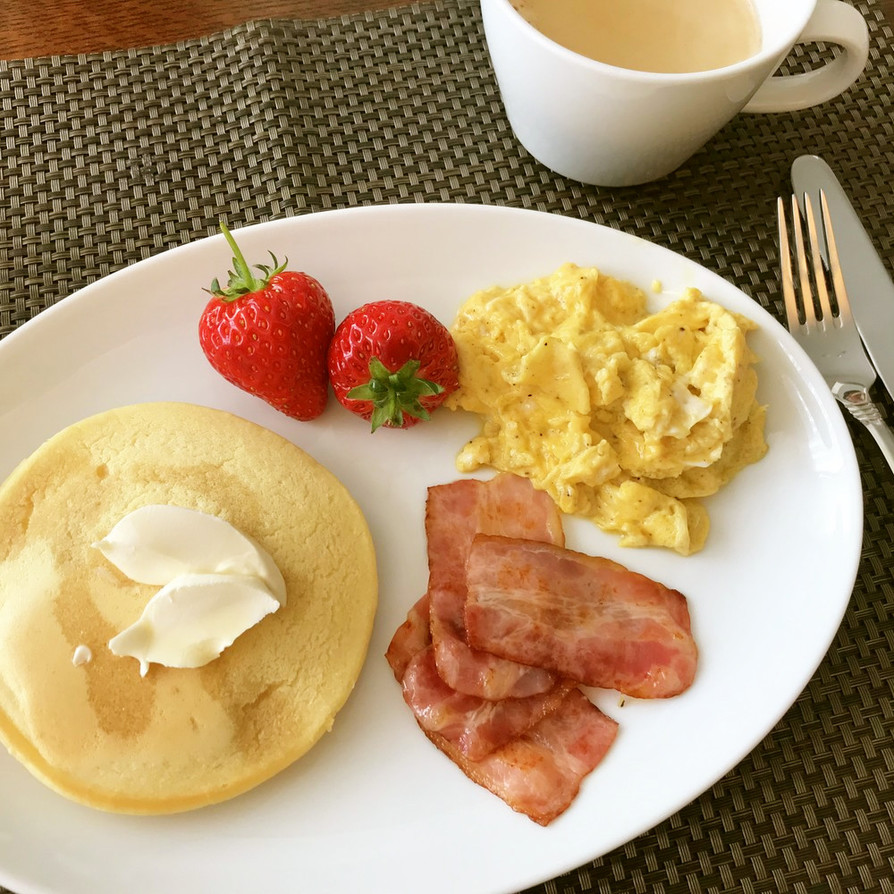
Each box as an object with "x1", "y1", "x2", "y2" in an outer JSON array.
[{"x1": 480, "y1": 0, "x2": 869, "y2": 186}]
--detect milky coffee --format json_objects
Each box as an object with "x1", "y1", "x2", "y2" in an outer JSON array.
[{"x1": 510, "y1": 0, "x2": 761, "y2": 74}]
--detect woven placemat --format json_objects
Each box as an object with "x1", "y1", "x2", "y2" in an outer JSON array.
[{"x1": 1, "y1": 2, "x2": 892, "y2": 892}]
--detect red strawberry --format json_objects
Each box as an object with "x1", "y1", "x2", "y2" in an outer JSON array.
[
  {"x1": 199, "y1": 223, "x2": 335, "y2": 421},
  {"x1": 328, "y1": 300, "x2": 459, "y2": 431}
]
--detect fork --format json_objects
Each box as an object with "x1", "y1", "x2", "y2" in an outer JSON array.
[{"x1": 778, "y1": 191, "x2": 894, "y2": 472}]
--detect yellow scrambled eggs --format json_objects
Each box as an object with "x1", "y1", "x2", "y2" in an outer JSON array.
[{"x1": 447, "y1": 263, "x2": 767, "y2": 555}]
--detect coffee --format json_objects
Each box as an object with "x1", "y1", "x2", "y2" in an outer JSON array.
[{"x1": 510, "y1": 0, "x2": 761, "y2": 74}]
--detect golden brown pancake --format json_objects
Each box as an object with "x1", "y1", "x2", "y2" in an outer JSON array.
[{"x1": 0, "y1": 402, "x2": 378, "y2": 814}]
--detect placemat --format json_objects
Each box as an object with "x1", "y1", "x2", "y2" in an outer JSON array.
[{"x1": 1, "y1": 2, "x2": 892, "y2": 892}]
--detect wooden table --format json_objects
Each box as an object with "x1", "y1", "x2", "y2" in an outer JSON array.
[
  {"x1": 1, "y1": 0, "x2": 891, "y2": 59},
  {"x1": 0, "y1": 1, "x2": 412, "y2": 58}
]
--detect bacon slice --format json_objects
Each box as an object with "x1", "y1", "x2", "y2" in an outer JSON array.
[
  {"x1": 385, "y1": 593, "x2": 432, "y2": 681},
  {"x1": 426, "y1": 474, "x2": 564, "y2": 699},
  {"x1": 465, "y1": 535, "x2": 698, "y2": 698},
  {"x1": 401, "y1": 647, "x2": 574, "y2": 760},
  {"x1": 425, "y1": 687, "x2": 618, "y2": 825}
]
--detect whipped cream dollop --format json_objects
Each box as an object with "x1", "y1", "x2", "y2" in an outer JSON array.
[{"x1": 95, "y1": 505, "x2": 287, "y2": 676}]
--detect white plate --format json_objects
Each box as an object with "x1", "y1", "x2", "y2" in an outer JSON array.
[{"x1": 0, "y1": 204, "x2": 862, "y2": 894}]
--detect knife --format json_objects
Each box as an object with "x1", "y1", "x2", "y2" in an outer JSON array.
[{"x1": 791, "y1": 154, "x2": 894, "y2": 402}]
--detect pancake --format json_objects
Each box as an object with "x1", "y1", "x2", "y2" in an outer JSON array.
[{"x1": 0, "y1": 402, "x2": 378, "y2": 814}]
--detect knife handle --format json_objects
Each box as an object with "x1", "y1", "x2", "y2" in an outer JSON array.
[{"x1": 832, "y1": 383, "x2": 894, "y2": 474}]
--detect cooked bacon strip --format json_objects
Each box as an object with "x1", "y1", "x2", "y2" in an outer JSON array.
[
  {"x1": 426, "y1": 474, "x2": 564, "y2": 699},
  {"x1": 401, "y1": 647, "x2": 573, "y2": 760},
  {"x1": 425, "y1": 687, "x2": 618, "y2": 825},
  {"x1": 465, "y1": 536, "x2": 698, "y2": 698},
  {"x1": 426, "y1": 475, "x2": 565, "y2": 596},
  {"x1": 425, "y1": 620, "x2": 557, "y2": 701},
  {"x1": 385, "y1": 593, "x2": 431, "y2": 681}
]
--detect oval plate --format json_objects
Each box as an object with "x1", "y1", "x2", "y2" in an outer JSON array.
[{"x1": 0, "y1": 204, "x2": 862, "y2": 894}]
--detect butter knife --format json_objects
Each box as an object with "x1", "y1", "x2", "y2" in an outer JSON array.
[{"x1": 791, "y1": 154, "x2": 894, "y2": 402}]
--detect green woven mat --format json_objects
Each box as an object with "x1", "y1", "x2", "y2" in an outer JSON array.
[{"x1": 1, "y1": 1, "x2": 892, "y2": 892}]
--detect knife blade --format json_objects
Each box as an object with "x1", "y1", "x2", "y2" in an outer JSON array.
[{"x1": 791, "y1": 154, "x2": 894, "y2": 402}]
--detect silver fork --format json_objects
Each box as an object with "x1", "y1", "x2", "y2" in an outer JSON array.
[{"x1": 778, "y1": 191, "x2": 894, "y2": 472}]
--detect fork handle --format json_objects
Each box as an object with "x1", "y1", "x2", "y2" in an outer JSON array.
[{"x1": 832, "y1": 382, "x2": 894, "y2": 473}]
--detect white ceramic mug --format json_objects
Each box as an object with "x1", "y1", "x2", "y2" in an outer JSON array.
[{"x1": 480, "y1": 0, "x2": 869, "y2": 186}]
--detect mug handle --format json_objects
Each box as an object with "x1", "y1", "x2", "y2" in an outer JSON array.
[{"x1": 743, "y1": 0, "x2": 869, "y2": 113}]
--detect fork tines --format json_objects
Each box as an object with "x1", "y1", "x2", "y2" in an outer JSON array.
[{"x1": 777, "y1": 190, "x2": 853, "y2": 333}]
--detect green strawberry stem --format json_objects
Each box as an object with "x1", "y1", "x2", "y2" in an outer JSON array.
[
  {"x1": 208, "y1": 222, "x2": 287, "y2": 301},
  {"x1": 347, "y1": 358, "x2": 444, "y2": 432}
]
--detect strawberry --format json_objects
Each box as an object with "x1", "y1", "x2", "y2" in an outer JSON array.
[
  {"x1": 328, "y1": 300, "x2": 459, "y2": 431},
  {"x1": 199, "y1": 223, "x2": 335, "y2": 421}
]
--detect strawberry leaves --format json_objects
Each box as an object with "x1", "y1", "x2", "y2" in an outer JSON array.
[
  {"x1": 208, "y1": 223, "x2": 287, "y2": 300},
  {"x1": 347, "y1": 358, "x2": 446, "y2": 432}
]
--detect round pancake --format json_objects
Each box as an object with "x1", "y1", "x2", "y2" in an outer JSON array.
[{"x1": 0, "y1": 402, "x2": 378, "y2": 814}]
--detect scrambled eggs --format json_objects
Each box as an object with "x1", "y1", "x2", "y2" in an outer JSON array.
[{"x1": 446, "y1": 263, "x2": 767, "y2": 555}]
